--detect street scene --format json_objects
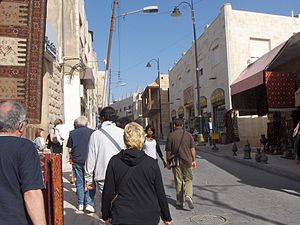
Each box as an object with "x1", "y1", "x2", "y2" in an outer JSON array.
[
  {"x1": 1, "y1": 0, "x2": 300, "y2": 225},
  {"x1": 62, "y1": 144, "x2": 300, "y2": 225}
]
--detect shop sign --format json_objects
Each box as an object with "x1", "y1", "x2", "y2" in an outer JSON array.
[{"x1": 44, "y1": 22, "x2": 57, "y2": 60}]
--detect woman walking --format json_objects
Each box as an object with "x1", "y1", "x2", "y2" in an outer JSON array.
[
  {"x1": 101, "y1": 122, "x2": 172, "y2": 225},
  {"x1": 143, "y1": 125, "x2": 167, "y2": 167}
]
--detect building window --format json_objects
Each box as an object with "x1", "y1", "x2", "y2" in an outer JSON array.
[
  {"x1": 211, "y1": 45, "x2": 220, "y2": 66},
  {"x1": 249, "y1": 38, "x2": 270, "y2": 59}
]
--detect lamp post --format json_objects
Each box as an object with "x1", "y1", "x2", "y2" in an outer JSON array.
[
  {"x1": 102, "y1": 2, "x2": 159, "y2": 108},
  {"x1": 171, "y1": 0, "x2": 202, "y2": 133},
  {"x1": 146, "y1": 58, "x2": 164, "y2": 139}
]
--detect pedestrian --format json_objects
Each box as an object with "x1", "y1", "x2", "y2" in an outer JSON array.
[
  {"x1": 165, "y1": 118, "x2": 196, "y2": 209},
  {"x1": 33, "y1": 127, "x2": 47, "y2": 152},
  {"x1": 101, "y1": 122, "x2": 172, "y2": 225},
  {"x1": 205, "y1": 117, "x2": 214, "y2": 146},
  {"x1": 67, "y1": 116, "x2": 95, "y2": 212},
  {"x1": 143, "y1": 124, "x2": 167, "y2": 167},
  {"x1": 49, "y1": 118, "x2": 64, "y2": 153},
  {"x1": 85, "y1": 106, "x2": 125, "y2": 194},
  {"x1": 0, "y1": 100, "x2": 46, "y2": 225}
]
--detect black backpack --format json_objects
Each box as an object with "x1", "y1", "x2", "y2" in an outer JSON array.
[
  {"x1": 46, "y1": 129, "x2": 60, "y2": 149},
  {"x1": 46, "y1": 133, "x2": 52, "y2": 149}
]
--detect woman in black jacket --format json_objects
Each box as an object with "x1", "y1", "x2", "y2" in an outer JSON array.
[{"x1": 101, "y1": 122, "x2": 172, "y2": 225}]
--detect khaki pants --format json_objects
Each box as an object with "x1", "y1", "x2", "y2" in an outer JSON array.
[{"x1": 172, "y1": 165, "x2": 193, "y2": 203}]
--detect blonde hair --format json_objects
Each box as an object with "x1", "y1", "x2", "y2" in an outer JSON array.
[{"x1": 123, "y1": 122, "x2": 145, "y2": 150}]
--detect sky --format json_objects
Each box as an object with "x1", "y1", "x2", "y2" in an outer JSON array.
[{"x1": 85, "y1": 0, "x2": 300, "y2": 101}]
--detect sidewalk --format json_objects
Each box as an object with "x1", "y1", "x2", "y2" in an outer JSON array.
[
  {"x1": 63, "y1": 165, "x2": 104, "y2": 225},
  {"x1": 197, "y1": 143, "x2": 300, "y2": 182}
]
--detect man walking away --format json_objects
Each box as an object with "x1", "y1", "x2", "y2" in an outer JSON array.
[
  {"x1": 166, "y1": 118, "x2": 197, "y2": 209},
  {"x1": 85, "y1": 107, "x2": 125, "y2": 193},
  {"x1": 67, "y1": 116, "x2": 95, "y2": 212},
  {"x1": 0, "y1": 100, "x2": 46, "y2": 225}
]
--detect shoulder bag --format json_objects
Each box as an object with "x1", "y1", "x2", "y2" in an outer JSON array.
[
  {"x1": 99, "y1": 128, "x2": 122, "y2": 151},
  {"x1": 169, "y1": 131, "x2": 185, "y2": 168}
]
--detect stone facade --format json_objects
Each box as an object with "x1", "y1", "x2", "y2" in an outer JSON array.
[
  {"x1": 141, "y1": 74, "x2": 170, "y2": 139},
  {"x1": 169, "y1": 3, "x2": 300, "y2": 145}
]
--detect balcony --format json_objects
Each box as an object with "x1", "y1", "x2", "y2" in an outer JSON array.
[{"x1": 141, "y1": 82, "x2": 160, "y2": 117}]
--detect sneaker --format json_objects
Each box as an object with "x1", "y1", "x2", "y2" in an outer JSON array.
[
  {"x1": 185, "y1": 196, "x2": 194, "y2": 209},
  {"x1": 85, "y1": 205, "x2": 95, "y2": 213},
  {"x1": 78, "y1": 204, "x2": 84, "y2": 211}
]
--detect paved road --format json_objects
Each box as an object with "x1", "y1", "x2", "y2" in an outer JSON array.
[
  {"x1": 63, "y1": 147, "x2": 300, "y2": 225},
  {"x1": 162, "y1": 150, "x2": 300, "y2": 225}
]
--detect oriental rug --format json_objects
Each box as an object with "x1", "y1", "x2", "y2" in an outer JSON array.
[
  {"x1": 40, "y1": 153, "x2": 64, "y2": 225},
  {"x1": 0, "y1": 0, "x2": 47, "y2": 123}
]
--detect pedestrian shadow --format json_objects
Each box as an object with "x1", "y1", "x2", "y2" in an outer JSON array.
[
  {"x1": 194, "y1": 151, "x2": 300, "y2": 225},
  {"x1": 197, "y1": 150, "x2": 300, "y2": 195},
  {"x1": 193, "y1": 184, "x2": 286, "y2": 225},
  {"x1": 63, "y1": 172, "x2": 103, "y2": 225}
]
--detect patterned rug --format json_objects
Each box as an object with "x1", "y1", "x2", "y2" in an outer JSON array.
[{"x1": 0, "y1": 0, "x2": 47, "y2": 124}]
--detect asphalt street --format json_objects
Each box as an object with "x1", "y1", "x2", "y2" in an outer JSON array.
[{"x1": 64, "y1": 146, "x2": 300, "y2": 225}]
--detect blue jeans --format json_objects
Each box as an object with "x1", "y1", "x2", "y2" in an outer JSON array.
[{"x1": 73, "y1": 163, "x2": 95, "y2": 206}]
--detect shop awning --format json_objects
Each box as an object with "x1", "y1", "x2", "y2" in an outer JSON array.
[
  {"x1": 230, "y1": 42, "x2": 286, "y2": 96},
  {"x1": 268, "y1": 32, "x2": 300, "y2": 72}
]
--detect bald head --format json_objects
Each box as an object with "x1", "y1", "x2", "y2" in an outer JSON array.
[{"x1": 0, "y1": 100, "x2": 26, "y2": 133}]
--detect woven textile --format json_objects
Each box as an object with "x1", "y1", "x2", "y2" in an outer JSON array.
[
  {"x1": 265, "y1": 71, "x2": 296, "y2": 108},
  {"x1": 0, "y1": 0, "x2": 47, "y2": 124},
  {"x1": 40, "y1": 153, "x2": 64, "y2": 225}
]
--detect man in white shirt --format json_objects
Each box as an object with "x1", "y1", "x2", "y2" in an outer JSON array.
[
  {"x1": 206, "y1": 117, "x2": 214, "y2": 146},
  {"x1": 85, "y1": 107, "x2": 125, "y2": 193}
]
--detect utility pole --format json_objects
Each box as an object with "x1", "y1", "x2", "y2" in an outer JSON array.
[{"x1": 102, "y1": 0, "x2": 117, "y2": 108}]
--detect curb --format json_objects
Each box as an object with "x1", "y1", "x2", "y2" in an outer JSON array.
[{"x1": 198, "y1": 148, "x2": 300, "y2": 182}]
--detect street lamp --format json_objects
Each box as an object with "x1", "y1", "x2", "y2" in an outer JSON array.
[
  {"x1": 171, "y1": 0, "x2": 202, "y2": 134},
  {"x1": 102, "y1": 2, "x2": 159, "y2": 108},
  {"x1": 146, "y1": 58, "x2": 164, "y2": 139},
  {"x1": 118, "y1": 6, "x2": 158, "y2": 17}
]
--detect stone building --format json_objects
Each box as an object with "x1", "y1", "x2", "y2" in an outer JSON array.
[
  {"x1": 110, "y1": 92, "x2": 141, "y2": 128},
  {"x1": 169, "y1": 3, "x2": 300, "y2": 145},
  {"x1": 141, "y1": 74, "x2": 170, "y2": 139}
]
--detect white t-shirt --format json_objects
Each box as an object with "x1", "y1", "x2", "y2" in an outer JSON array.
[
  {"x1": 209, "y1": 122, "x2": 213, "y2": 130},
  {"x1": 143, "y1": 139, "x2": 157, "y2": 160}
]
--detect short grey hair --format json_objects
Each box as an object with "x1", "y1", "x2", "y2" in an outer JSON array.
[
  {"x1": 74, "y1": 116, "x2": 88, "y2": 128},
  {"x1": 0, "y1": 100, "x2": 26, "y2": 132}
]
